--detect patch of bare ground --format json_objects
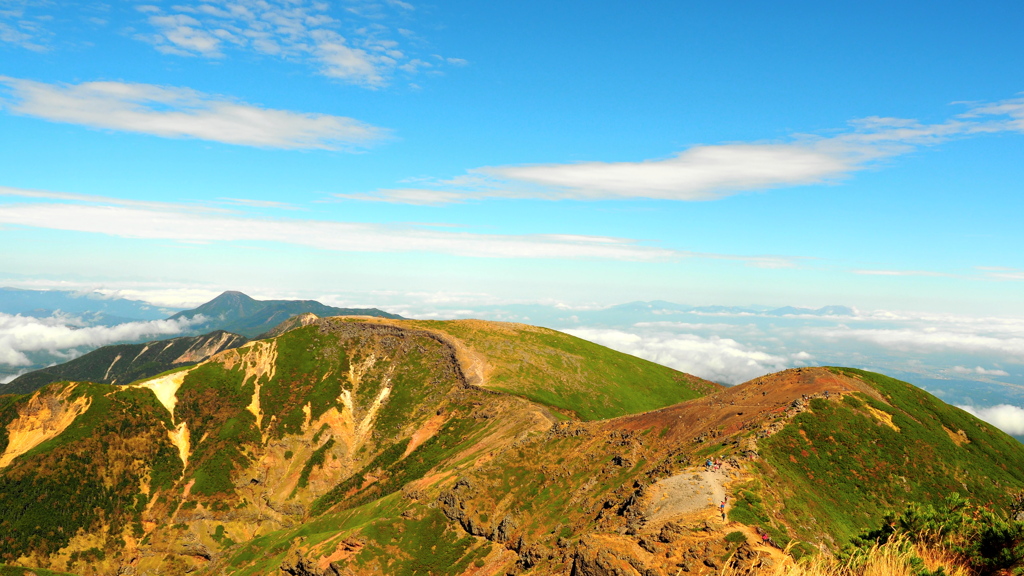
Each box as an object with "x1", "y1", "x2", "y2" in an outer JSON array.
[
  {"x1": 0, "y1": 385, "x2": 90, "y2": 468},
  {"x1": 644, "y1": 468, "x2": 735, "y2": 525},
  {"x1": 608, "y1": 367, "x2": 881, "y2": 445}
]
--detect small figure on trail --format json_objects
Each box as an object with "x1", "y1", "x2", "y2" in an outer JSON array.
[{"x1": 705, "y1": 458, "x2": 713, "y2": 470}]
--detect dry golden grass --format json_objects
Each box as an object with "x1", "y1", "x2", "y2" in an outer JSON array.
[{"x1": 720, "y1": 537, "x2": 970, "y2": 576}]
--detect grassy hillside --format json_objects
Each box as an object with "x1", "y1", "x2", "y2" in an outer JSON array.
[
  {"x1": 0, "y1": 382, "x2": 181, "y2": 568},
  {"x1": 753, "y1": 368, "x2": 1024, "y2": 547},
  {"x1": 3, "y1": 319, "x2": 1024, "y2": 576},
  {"x1": 407, "y1": 319, "x2": 722, "y2": 420}
]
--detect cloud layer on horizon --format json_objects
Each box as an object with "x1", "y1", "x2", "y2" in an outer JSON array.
[
  {"x1": 0, "y1": 77, "x2": 387, "y2": 150},
  {"x1": 958, "y1": 404, "x2": 1024, "y2": 436},
  {"x1": 0, "y1": 312, "x2": 205, "y2": 367},
  {"x1": 564, "y1": 327, "x2": 805, "y2": 384}
]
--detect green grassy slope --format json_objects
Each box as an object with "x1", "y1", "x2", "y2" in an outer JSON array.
[
  {"x1": 412, "y1": 320, "x2": 721, "y2": 420},
  {"x1": 753, "y1": 368, "x2": 1024, "y2": 547},
  {"x1": 0, "y1": 383, "x2": 181, "y2": 565}
]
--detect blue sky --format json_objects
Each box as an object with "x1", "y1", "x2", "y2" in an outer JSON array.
[
  {"x1": 1, "y1": 0, "x2": 1023, "y2": 314},
  {"x1": 2, "y1": 2, "x2": 1024, "y2": 435}
]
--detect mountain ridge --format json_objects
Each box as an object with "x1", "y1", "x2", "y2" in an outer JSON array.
[
  {"x1": 0, "y1": 330, "x2": 249, "y2": 395},
  {"x1": 169, "y1": 291, "x2": 403, "y2": 337},
  {"x1": 0, "y1": 317, "x2": 1021, "y2": 576}
]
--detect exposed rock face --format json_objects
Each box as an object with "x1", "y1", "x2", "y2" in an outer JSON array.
[
  {"x1": 281, "y1": 551, "x2": 343, "y2": 576},
  {"x1": 439, "y1": 479, "x2": 490, "y2": 537},
  {"x1": 0, "y1": 385, "x2": 90, "y2": 468},
  {"x1": 570, "y1": 540, "x2": 641, "y2": 576}
]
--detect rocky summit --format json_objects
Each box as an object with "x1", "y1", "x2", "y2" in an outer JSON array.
[{"x1": 1, "y1": 316, "x2": 1022, "y2": 576}]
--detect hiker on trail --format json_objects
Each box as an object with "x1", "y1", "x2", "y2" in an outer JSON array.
[
  {"x1": 720, "y1": 500, "x2": 726, "y2": 521},
  {"x1": 706, "y1": 458, "x2": 713, "y2": 470}
]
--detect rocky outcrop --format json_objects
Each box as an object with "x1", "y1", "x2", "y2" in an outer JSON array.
[
  {"x1": 570, "y1": 539, "x2": 642, "y2": 576},
  {"x1": 281, "y1": 551, "x2": 344, "y2": 576}
]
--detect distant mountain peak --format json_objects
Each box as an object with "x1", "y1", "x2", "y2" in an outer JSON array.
[{"x1": 169, "y1": 291, "x2": 402, "y2": 337}]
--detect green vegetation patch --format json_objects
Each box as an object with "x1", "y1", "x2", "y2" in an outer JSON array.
[
  {"x1": 0, "y1": 565, "x2": 79, "y2": 576},
  {"x1": 0, "y1": 384, "x2": 181, "y2": 563},
  {"x1": 176, "y1": 362, "x2": 260, "y2": 497},
  {"x1": 849, "y1": 493, "x2": 1024, "y2": 575},
  {"x1": 353, "y1": 508, "x2": 483, "y2": 576},
  {"x1": 725, "y1": 531, "x2": 747, "y2": 543},
  {"x1": 313, "y1": 415, "x2": 479, "y2": 516},
  {"x1": 297, "y1": 438, "x2": 335, "y2": 490},
  {"x1": 415, "y1": 320, "x2": 719, "y2": 420},
  {"x1": 757, "y1": 369, "x2": 1024, "y2": 545}
]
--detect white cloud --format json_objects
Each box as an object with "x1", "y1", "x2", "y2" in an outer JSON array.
[
  {"x1": 145, "y1": 14, "x2": 224, "y2": 56},
  {"x1": 0, "y1": 198, "x2": 678, "y2": 262},
  {"x1": 482, "y1": 144, "x2": 852, "y2": 201},
  {"x1": 957, "y1": 404, "x2": 1024, "y2": 436},
  {"x1": 0, "y1": 187, "x2": 807, "y2": 266},
  {"x1": 977, "y1": 266, "x2": 1024, "y2": 281},
  {"x1": 565, "y1": 327, "x2": 793, "y2": 384},
  {"x1": 808, "y1": 325, "x2": 1024, "y2": 358},
  {"x1": 950, "y1": 365, "x2": 1009, "y2": 377},
  {"x1": 91, "y1": 288, "x2": 224, "y2": 309},
  {"x1": 351, "y1": 96, "x2": 1024, "y2": 204},
  {"x1": 133, "y1": 0, "x2": 457, "y2": 87},
  {"x1": 0, "y1": 77, "x2": 386, "y2": 149},
  {"x1": 0, "y1": 313, "x2": 206, "y2": 366},
  {"x1": 0, "y1": 2, "x2": 51, "y2": 51}
]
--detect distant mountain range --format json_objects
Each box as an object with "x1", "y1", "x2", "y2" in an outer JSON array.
[
  {"x1": 0, "y1": 287, "x2": 173, "y2": 324},
  {"x1": 1, "y1": 330, "x2": 249, "y2": 395},
  {"x1": 0, "y1": 290, "x2": 403, "y2": 390},
  {"x1": 170, "y1": 290, "x2": 402, "y2": 338}
]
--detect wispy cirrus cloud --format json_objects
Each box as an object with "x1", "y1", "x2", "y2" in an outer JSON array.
[
  {"x1": 342, "y1": 96, "x2": 1024, "y2": 204},
  {"x1": 0, "y1": 1, "x2": 52, "y2": 51},
  {"x1": 0, "y1": 186, "x2": 803, "y2": 266},
  {"x1": 852, "y1": 269, "x2": 955, "y2": 278},
  {"x1": 977, "y1": 266, "x2": 1024, "y2": 281},
  {"x1": 133, "y1": 0, "x2": 462, "y2": 87},
  {"x1": 0, "y1": 191, "x2": 676, "y2": 261},
  {"x1": 0, "y1": 76, "x2": 387, "y2": 149},
  {"x1": 851, "y1": 266, "x2": 1024, "y2": 282}
]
